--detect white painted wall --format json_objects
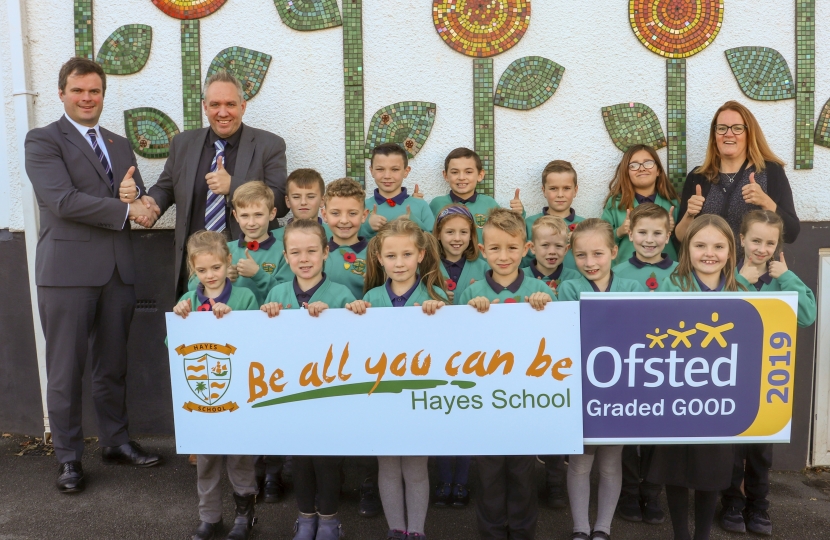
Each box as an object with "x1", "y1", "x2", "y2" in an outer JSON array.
[{"x1": 3, "y1": 0, "x2": 830, "y2": 231}]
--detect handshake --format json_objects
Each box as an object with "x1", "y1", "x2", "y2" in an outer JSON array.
[{"x1": 120, "y1": 166, "x2": 161, "y2": 228}]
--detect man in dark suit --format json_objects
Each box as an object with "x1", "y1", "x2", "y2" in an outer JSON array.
[
  {"x1": 24, "y1": 58, "x2": 163, "y2": 493},
  {"x1": 145, "y1": 70, "x2": 288, "y2": 295}
]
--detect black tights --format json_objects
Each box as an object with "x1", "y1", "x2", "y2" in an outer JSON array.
[
  {"x1": 665, "y1": 485, "x2": 718, "y2": 540},
  {"x1": 293, "y1": 456, "x2": 342, "y2": 515}
]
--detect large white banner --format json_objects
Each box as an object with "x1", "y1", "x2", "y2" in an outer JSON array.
[{"x1": 166, "y1": 303, "x2": 584, "y2": 455}]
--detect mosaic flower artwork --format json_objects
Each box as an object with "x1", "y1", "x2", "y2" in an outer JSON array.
[
  {"x1": 206, "y1": 47, "x2": 272, "y2": 101},
  {"x1": 272, "y1": 0, "x2": 342, "y2": 31},
  {"x1": 124, "y1": 107, "x2": 181, "y2": 159},
  {"x1": 364, "y1": 102, "x2": 437, "y2": 160},
  {"x1": 151, "y1": 0, "x2": 226, "y2": 20},
  {"x1": 725, "y1": 47, "x2": 795, "y2": 101},
  {"x1": 601, "y1": 103, "x2": 667, "y2": 152},
  {"x1": 432, "y1": 0, "x2": 531, "y2": 58},
  {"x1": 96, "y1": 24, "x2": 153, "y2": 76},
  {"x1": 494, "y1": 56, "x2": 564, "y2": 111},
  {"x1": 629, "y1": 0, "x2": 723, "y2": 58}
]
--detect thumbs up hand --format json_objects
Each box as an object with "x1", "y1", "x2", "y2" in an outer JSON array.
[
  {"x1": 742, "y1": 172, "x2": 774, "y2": 209},
  {"x1": 369, "y1": 204, "x2": 388, "y2": 231},
  {"x1": 405, "y1": 205, "x2": 412, "y2": 218},
  {"x1": 412, "y1": 184, "x2": 424, "y2": 199},
  {"x1": 668, "y1": 206, "x2": 676, "y2": 233},
  {"x1": 119, "y1": 166, "x2": 138, "y2": 203},
  {"x1": 205, "y1": 155, "x2": 231, "y2": 195},
  {"x1": 739, "y1": 261, "x2": 761, "y2": 285},
  {"x1": 687, "y1": 184, "x2": 706, "y2": 217},
  {"x1": 236, "y1": 248, "x2": 260, "y2": 278},
  {"x1": 617, "y1": 209, "x2": 631, "y2": 238},
  {"x1": 768, "y1": 252, "x2": 788, "y2": 279},
  {"x1": 509, "y1": 188, "x2": 524, "y2": 215}
]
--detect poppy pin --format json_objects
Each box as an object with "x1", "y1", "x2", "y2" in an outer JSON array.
[
  {"x1": 504, "y1": 297, "x2": 517, "y2": 303},
  {"x1": 646, "y1": 277, "x2": 659, "y2": 290},
  {"x1": 386, "y1": 199, "x2": 396, "y2": 207},
  {"x1": 568, "y1": 223, "x2": 577, "y2": 231},
  {"x1": 445, "y1": 279, "x2": 457, "y2": 291},
  {"x1": 197, "y1": 303, "x2": 211, "y2": 312},
  {"x1": 247, "y1": 241, "x2": 260, "y2": 251},
  {"x1": 344, "y1": 252, "x2": 357, "y2": 263}
]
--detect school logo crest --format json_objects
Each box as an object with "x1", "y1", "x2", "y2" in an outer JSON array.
[
  {"x1": 475, "y1": 214, "x2": 487, "y2": 228},
  {"x1": 351, "y1": 258, "x2": 366, "y2": 276},
  {"x1": 176, "y1": 342, "x2": 239, "y2": 413},
  {"x1": 261, "y1": 262, "x2": 276, "y2": 274}
]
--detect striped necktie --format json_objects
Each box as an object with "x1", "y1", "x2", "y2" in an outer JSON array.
[
  {"x1": 86, "y1": 128, "x2": 113, "y2": 187},
  {"x1": 205, "y1": 139, "x2": 227, "y2": 232}
]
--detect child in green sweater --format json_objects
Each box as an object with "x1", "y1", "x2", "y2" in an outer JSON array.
[
  {"x1": 428, "y1": 147, "x2": 524, "y2": 243},
  {"x1": 432, "y1": 204, "x2": 489, "y2": 304},
  {"x1": 522, "y1": 215, "x2": 581, "y2": 297},
  {"x1": 612, "y1": 203, "x2": 678, "y2": 292},
  {"x1": 321, "y1": 177, "x2": 370, "y2": 300}
]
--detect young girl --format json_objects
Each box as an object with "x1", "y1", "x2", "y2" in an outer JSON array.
[
  {"x1": 346, "y1": 217, "x2": 448, "y2": 540},
  {"x1": 650, "y1": 214, "x2": 747, "y2": 540},
  {"x1": 433, "y1": 204, "x2": 489, "y2": 305},
  {"x1": 173, "y1": 231, "x2": 259, "y2": 540},
  {"x1": 557, "y1": 219, "x2": 642, "y2": 540},
  {"x1": 259, "y1": 219, "x2": 355, "y2": 540},
  {"x1": 601, "y1": 144, "x2": 679, "y2": 265},
  {"x1": 719, "y1": 211, "x2": 817, "y2": 535}
]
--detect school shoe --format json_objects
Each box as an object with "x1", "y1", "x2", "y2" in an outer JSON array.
[
  {"x1": 190, "y1": 519, "x2": 222, "y2": 540},
  {"x1": 616, "y1": 495, "x2": 642, "y2": 522},
  {"x1": 292, "y1": 513, "x2": 317, "y2": 540},
  {"x1": 386, "y1": 530, "x2": 407, "y2": 540},
  {"x1": 101, "y1": 441, "x2": 163, "y2": 467},
  {"x1": 641, "y1": 497, "x2": 665, "y2": 524},
  {"x1": 315, "y1": 515, "x2": 344, "y2": 540},
  {"x1": 263, "y1": 472, "x2": 284, "y2": 503},
  {"x1": 546, "y1": 484, "x2": 567, "y2": 509},
  {"x1": 407, "y1": 533, "x2": 426, "y2": 540},
  {"x1": 719, "y1": 505, "x2": 747, "y2": 533},
  {"x1": 433, "y1": 482, "x2": 452, "y2": 507},
  {"x1": 590, "y1": 532, "x2": 611, "y2": 540},
  {"x1": 569, "y1": 533, "x2": 590, "y2": 540},
  {"x1": 359, "y1": 477, "x2": 382, "y2": 517},
  {"x1": 451, "y1": 483, "x2": 469, "y2": 508},
  {"x1": 225, "y1": 492, "x2": 257, "y2": 540},
  {"x1": 56, "y1": 461, "x2": 85, "y2": 493},
  {"x1": 744, "y1": 508, "x2": 772, "y2": 536}
]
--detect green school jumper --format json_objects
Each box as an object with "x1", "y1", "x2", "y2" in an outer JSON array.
[
  {"x1": 186, "y1": 233, "x2": 285, "y2": 304},
  {"x1": 429, "y1": 191, "x2": 523, "y2": 243},
  {"x1": 440, "y1": 256, "x2": 490, "y2": 304},
  {"x1": 657, "y1": 272, "x2": 753, "y2": 292},
  {"x1": 734, "y1": 268, "x2": 817, "y2": 327},
  {"x1": 360, "y1": 187, "x2": 434, "y2": 238},
  {"x1": 557, "y1": 273, "x2": 646, "y2": 301},
  {"x1": 457, "y1": 270, "x2": 554, "y2": 305},
  {"x1": 601, "y1": 194, "x2": 679, "y2": 265},
  {"x1": 612, "y1": 255, "x2": 678, "y2": 292},
  {"x1": 263, "y1": 275, "x2": 355, "y2": 309},
  {"x1": 324, "y1": 238, "x2": 369, "y2": 299},
  {"x1": 363, "y1": 280, "x2": 448, "y2": 307},
  {"x1": 521, "y1": 261, "x2": 581, "y2": 298},
  {"x1": 523, "y1": 207, "x2": 585, "y2": 270}
]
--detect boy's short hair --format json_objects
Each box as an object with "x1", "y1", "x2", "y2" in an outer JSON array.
[
  {"x1": 629, "y1": 203, "x2": 670, "y2": 231},
  {"x1": 542, "y1": 159, "x2": 578, "y2": 187},
  {"x1": 286, "y1": 168, "x2": 326, "y2": 195},
  {"x1": 531, "y1": 215, "x2": 569, "y2": 241},
  {"x1": 186, "y1": 230, "x2": 230, "y2": 276},
  {"x1": 232, "y1": 180, "x2": 274, "y2": 211},
  {"x1": 324, "y1": 177, "x2": 366, "y2": 205},
  {"x1": 482, "y1": 207, "x2": 527, "y2": 243},
  {"x1": 370, "y1": 142, "x2": 409, "y2": 168},
  {"x1": 444, "y1": 147, "x2": 482, "y2": 172}
]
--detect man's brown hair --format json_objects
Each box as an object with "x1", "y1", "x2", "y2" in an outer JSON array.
[{"x1": 59, "y1": 57, "x2": 106, "y2": 95}]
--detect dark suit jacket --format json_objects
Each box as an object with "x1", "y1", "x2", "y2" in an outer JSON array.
[
  {"x1": 148, "y1": 124, "x2": 288, "y2": 289},
  {"x1": 25, "y1": 116, "x2": 145, "y2": 287}
]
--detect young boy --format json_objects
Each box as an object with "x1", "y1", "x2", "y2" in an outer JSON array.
[
  {"x1": 522, "y1": 215, "x2": 581, "y2": 296},
  {"x1": 457, "y1": 208, "x2": 551, "y2": 540},
  {"x1": 524, "y1": 160, "x2": 584, "y2": 270},
  {"x1": 322, "y1": 178, "x2": 370, "y2": 299},
  {"x1": 429, "y1": 147, "x2": 524, "y2": 243},
  {"x1": 360, "y1": 142, "x2": 434, "y2": 238},
  {"x1": 611, "y1": 203, "x2": 677, "y2": 292}
]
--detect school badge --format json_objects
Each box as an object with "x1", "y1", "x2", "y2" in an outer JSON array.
[
  {"x1": 351, "y1": 258, "x2": 366, "y2": 276},
  {"x1": 177, "y1": 342, "x2": 239, "y2": 413},
  {"x1": 261, "y1": 262, "x2": 276, "y2": 274},
  {"x1": 474, "y1": 214, "x2": 487, "y2": 228}
]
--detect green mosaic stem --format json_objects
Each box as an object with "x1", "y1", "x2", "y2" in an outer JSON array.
[
  {"x1": 666, "y1": 58, "x2": 686, "y2": 191},
  {"x1": 474, "y1": 58, "x2": 495, "y2": 197},
  {"x1": 181, "y1": 19, "x2": 202, "y2": 131},
  {"x1": 795, "y1": 0, "x2": 815, "y2": 169},
  {"x1": 342, "y1": 0, "x2": 365, "y2": 185},
  {"x1": 74, "y1": 0, "x2": 94, "y2": 59}
]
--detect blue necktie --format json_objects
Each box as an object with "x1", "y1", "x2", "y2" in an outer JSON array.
[
  {"x1": 87, "y1": 129, "x2": 113, "y2": 187},
  {"x1": 205, "y1": 139, "x2": 227, "y2": 232}
]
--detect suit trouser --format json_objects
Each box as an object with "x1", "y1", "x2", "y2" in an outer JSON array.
[
  {"x1": 541, "y1": 455, "x2": 566, "y2": 493},
  {"x1": 37, "y1": 268, "x2": 135, "y2": 463},
  {"x1": 721, "y1": 443, "x2": 772, "y2": 512},
  {"x1": 476, "y1": 455, "x2": 538, "y2": 540},
  {"x1": 197, "y1": 455, "x2": 258, "y2": 522}
]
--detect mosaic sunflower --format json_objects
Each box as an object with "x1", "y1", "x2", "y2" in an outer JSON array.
[
  {"x1": 629, "y1": 0, "x2": 723, "y2": 59},
  {"x1": 433, "y1": 0, "x2": 531, "y2": 58},
  {"x1": 151, "y1": 0, "x2": 227, "y2": 20}
]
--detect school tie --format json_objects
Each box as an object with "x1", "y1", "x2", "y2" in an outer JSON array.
[
  {"x1": 86, "y1": 128, "x2": 113, "y2": 187},
  {"x1": 205, "y1": 139, "x2": 227, "y2": 232}
]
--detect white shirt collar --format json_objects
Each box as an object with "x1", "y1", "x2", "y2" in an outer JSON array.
[{"x1": 64, "y1": 112, "x2": 101, "y2": 139}]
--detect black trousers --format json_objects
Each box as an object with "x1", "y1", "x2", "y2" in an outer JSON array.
[
  {"x1": 476, "y1": 456, "x2": 538, "y2": 540},
  {"x1": 541, "y1": 455, "x2": 566, "y2": 492},
  {"x1": 620, "y1": 445, "x2": 662, "y2": 500},
  {"x1": 293, "y1": 456, "x2": 343, "y2": 515},
  {"x1": 721, "y1": 443, "x2": 772, "y2": 512},
  {"x1": 37, "y1": 268, "x2": 135, "y2": 463}
]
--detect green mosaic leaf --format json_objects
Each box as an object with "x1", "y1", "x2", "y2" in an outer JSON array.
[
  {"x1": 601, "y1": 103, "x2": 667, "y2": 152},
  {"x1": 725, "y1": 47, "x2": 795, "y2": 101},
  {"x1": 494, "y1": 56, "x2": 564, "y2": 111},
  {"x1": 364, "y1": 102, "x2": 437, "y2": 160},
  {"x1": 273, "y1": 0, "x2": 342, "y2": 31},
  {"x1": 815, "y1": 98, "x2": 830, "y2": 148},
  {"x1": 96, "y1": 24, "x2": 152, "y2": 76},
  {"x1": 206, "y1": 47, "x2": 272, "y2": 102},
  {"x1": 124, "y1": 107, "x2": 180, "y2": 159}
]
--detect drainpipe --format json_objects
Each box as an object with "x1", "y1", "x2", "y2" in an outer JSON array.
[{"x1": 6, "y1": 0, "x2": 50, "y2": 439}]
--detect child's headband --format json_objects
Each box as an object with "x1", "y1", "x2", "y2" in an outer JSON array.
[{"x1": 436, "y1": 205, "x2": 475, "y2": 224}]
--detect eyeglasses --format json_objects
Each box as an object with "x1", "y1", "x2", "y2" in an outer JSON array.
[
  {"x1": 628, "y1": 160, "x2": 656, "y2": 171},
  {"x1": 715, "y1": 124, "x2": 746, "y2": 135}
]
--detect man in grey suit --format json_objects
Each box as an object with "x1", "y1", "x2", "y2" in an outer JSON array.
[
  {"x1": 145, "y1": 70, "x2": 288, "y2": 296},
  {"x1": 24, "y1": 57, "x2": 163, "y2": 493}
]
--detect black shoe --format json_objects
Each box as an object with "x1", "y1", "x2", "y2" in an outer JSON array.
[
  {"x1": 720, "y1": 505, "x2": 746, "y2": 533},
  {"x1": 359, "y1": 477, "x2": 381, "y2": 518},
  {"x1": 744, "y1": 508, "x2": 772, "y2": 535},
  {"x1": 56, "y1": 461, "x2": 85, "y2": 493},
  {"x1": 546, "y1": 483, "x2": 567, "y2": 509},
  {"x1": 101, "y1": 441, "x2": 162, "y2": 467},
  {"x1": 451, "y1": 483, "x2": 469, "y2": 508},
  {"x1": 433, "y1": 482, "x2": 452, "y2": 508},
  {"x1": 641, "y1": 497, "x2": 665, "y2": 524},
  {"x1": 616, "y1": 495, "x2": 642, "y2": 522},
  {"x1": 263, "y1": 472, "x2": 284, "y2": 503},
  {"x1": 386, "y1": 530, "x2": 407, "y2": 540},
  {"x1": 590, "y1": 532, "x2": 610, "y2": 540},
  {"x1": 191, "y1": 519, "x2": 222, "y2": 540},
  {"x1": 226, "y1": 492, "x2": 257, "y2": 540}
]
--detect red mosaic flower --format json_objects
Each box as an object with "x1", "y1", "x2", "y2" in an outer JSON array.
[
  {"x1": 433, "y1": 0, "x2": 531, "y2": 58},
  {"x1": 446, "y1": 279, "x2": 457, "y2": 291},
  {"x1": 197, "y1": 303, "x2": 211, "y2": 312},
  {"x1": 344, "y1": 252, "x2": 357, "y2": 263},
  {"x1": 629, "y1": 0, "x2": 723, "y2": 59},
  {"x1": 151, "y1": 0, "x2": 227, "y2": 19},
  {"x1": 387, "y1": 199, "x2": 396, "y2": 207},
  {"x1": 247, "y1": 241, "x2": 260, "y2": 251},
  {"x1": 568, "y1": 223, "x2": 577, "y2": 231},
  {"x1": 504, "y1": 297, "x2": 517, "y2": 303},
  {"x1": 646, "y1": 277, "x2": 659, "y2": 290}
]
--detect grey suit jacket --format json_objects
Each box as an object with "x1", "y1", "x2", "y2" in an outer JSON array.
[
  {"x1": 25, "y1": 115, "x2": 145, "y2": 287},
  {"x1": 148, "y1": 124, "x2": 288, "y2": 289}
]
